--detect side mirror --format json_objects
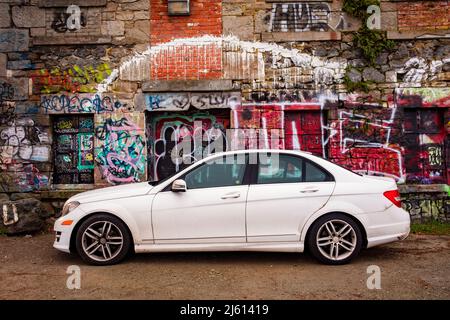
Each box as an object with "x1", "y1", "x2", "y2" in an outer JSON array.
[{"x1": 171, "y1": 179, "x2": 187, "y2": 192}]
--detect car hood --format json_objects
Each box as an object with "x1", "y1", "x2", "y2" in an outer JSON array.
[{"x1": 69, "y1": 182, "x2": 153, "y2": 204}]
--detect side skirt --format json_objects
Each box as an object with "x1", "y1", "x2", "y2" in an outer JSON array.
[{"x1": 134, "y1": 242, "x2": 304, "y2": 253}]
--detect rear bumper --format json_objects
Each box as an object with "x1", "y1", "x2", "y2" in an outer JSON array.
[{"x1": 359, "y1": 205, "x2": 411, "y2": 248}]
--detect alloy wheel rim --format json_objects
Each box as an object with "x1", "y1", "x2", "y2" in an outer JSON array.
[
  {"x1": 316, "y1": 219, "x2": 357, "y2": 261},
  {"x1": 81, "y1": 221, "x2": 124, "y2": 262}
]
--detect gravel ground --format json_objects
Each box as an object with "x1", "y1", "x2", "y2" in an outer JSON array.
[{"x1": 0, "y1": 233, "x2": 449, "y2": 300}]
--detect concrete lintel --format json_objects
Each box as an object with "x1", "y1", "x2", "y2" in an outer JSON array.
[
  {"x1": 262, "y1": 31, "x2": 342, "y2": 42},
  {"x1": 388, "y1": 31, "x2": 450, "y2": 40},
  {"x1": 142, "y1": 80, "x2": 234, "y2": 92},
  {"x1": 38, "y1": 0, "x2": 107, "y2": 7},
  {"x1": 265, "y1": 0, "x2": 333, "y2": 2},
  {"x1": 32, "y1": 36, "x2": 112, "y2": 46},
  {"x1": 399, "y1": 184, "x2": 449, "y2": 194}
]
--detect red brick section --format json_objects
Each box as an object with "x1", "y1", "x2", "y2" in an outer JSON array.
[
  {"x1": 150, "y1": 0, "x2": 223, "y2": 80},
  {"x1": 150, "y1": 0, "x2": 222, "y2": 44},
  {"x1": 398, "y1": 1, "x2": 449, "y2": 31},
  {"x1": 150, "y1": 44, "x2": 223, "y2": 80}
]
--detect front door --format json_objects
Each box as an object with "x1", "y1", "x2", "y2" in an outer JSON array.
[{"x1": 151, "y1": 154, "x2": 249, "y2": 243}]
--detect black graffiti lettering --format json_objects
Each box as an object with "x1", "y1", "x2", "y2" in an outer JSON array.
[
  {"x1": 191, "y1": 95, "x2": 207, "y2": 109},
  {"x1": 270, "y1": 2, "x2": 331, "y2": 32},
  {"x1": 173, "y1": 97, "x2": 190, "y2": 109},
  {"x1": 0, "y1": 118, "x2": 48, "y2": 163},
  {"x1": 51, "y1": 12, "x2": 68, "y2": 33},
  {"x1": 209, "y1": 95, "x2": 227, "y2": 107},
  {"x1": 51, "y1": 11, "x2": 87, "y2": 33},
  {"x1": 94, "y1": 117, "x2": 131, "y2": 140},
  {"x1": 146, "y1": 93, "x2": 241, "y2": 111},
  {"x1": 0, "y1": 82, "x2": 15, "y2": 101},
  {"x1": 0, "y1": 83, "x2": 17, "y2": 126},
  {"x1": 149, "y1": 115, "x2": 229, "y2": 181}
]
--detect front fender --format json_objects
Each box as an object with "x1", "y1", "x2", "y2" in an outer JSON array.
[{"x1": 74, "y1": 201, "x2": 143, "y2": 243}]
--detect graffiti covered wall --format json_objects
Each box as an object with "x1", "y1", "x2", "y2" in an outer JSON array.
[
  {"x1": 1, "y1": 78, "x2": 51, "y2": 193},
  {"x1": 31, "y1": 63, "x2": 112, "y2": 94},
  {"x1": 94, "y1": 112, "x2": 146, "y2": 185},
  {"x1": 0, "y1": 0, "x2": 449, "y2": 229},
  {"x1": 148, "y1": 111, "x2": 230, "y2": 180},
  {"x1": 144, "y1": 88, "x2": 449, "y2": 187},
  {"x1": 327, "y1": 100, "x2": 405, "y2": 182}
]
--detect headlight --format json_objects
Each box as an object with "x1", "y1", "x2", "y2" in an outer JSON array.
[{"x1": 61, "y1": 201, "x2": 80, "y2": 216}]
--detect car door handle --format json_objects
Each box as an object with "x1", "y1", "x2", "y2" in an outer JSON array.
[
  {"x1": 300, "y1": 188, "x2": 319, "y2": 193},
  {"x1": 221, "y1": 192, "x2": 241, "y2": 199}
]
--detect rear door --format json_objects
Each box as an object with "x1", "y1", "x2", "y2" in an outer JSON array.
[{"x1": 246, "y1": 153, "x2": 335, "y2": 242}]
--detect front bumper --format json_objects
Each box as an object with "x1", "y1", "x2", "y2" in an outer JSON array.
[
  {"x1": 53, "y1": 208, "x2": 83, "y2": 253},
  {"x1": 53, "y1": 229, "x2": 71, "y2": 253}
]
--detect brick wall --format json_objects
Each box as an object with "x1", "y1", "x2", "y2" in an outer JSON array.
[
  {"x1": 150, "y1": 0, "x2": 223, "y2": 80},
  {"x1": 150, "y1": 0, "x2": 222, "y2": 45},
  {"x1": 149, "y1": 40, "x2": 223, "y2": 80},
  {"x1": 398, "y1": 1, "x2": 450, "y2": 32}
]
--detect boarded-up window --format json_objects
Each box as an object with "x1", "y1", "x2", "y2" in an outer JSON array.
[
  {"x1": 53, "y1": 115, "x2": 95, "y2": 184},
  {"x1": 403, "y1": 108, "x2": 447, "y2": 184}
]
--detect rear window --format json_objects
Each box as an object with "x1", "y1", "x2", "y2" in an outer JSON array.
[{"x1": 313, "y1": 156, "x2": 363, "y2": 177}]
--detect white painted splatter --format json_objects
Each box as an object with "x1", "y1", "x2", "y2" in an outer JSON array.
[
  {"x1": 96, "y1": 35, "x2": 345, "y2": 93},
  {"x1": 96, "y1": 35, "x2": 445, "y2": 97}
]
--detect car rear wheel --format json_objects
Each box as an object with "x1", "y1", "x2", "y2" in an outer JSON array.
[
  {"x1": 75, "y1": 214, "x2": 131, "y2": 266},
  {"x1": 307, "y1": 213, "x2": 363, "y2": 265}
]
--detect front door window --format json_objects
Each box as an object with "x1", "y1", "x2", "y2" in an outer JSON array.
[{"x1": 184, "y1": 155, "x2": 247, "y2": 189}]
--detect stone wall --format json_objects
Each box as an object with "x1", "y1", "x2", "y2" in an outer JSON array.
[
  {"x1": 0, "y1": 0, "x2": 449, "y2": 234},
  {"x1": 1, "y1": 0, "x2": 151, "y2": 234}
]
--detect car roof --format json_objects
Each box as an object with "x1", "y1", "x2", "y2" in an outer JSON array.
[{"x1": 203, "y1": 149, "x2": 313, "y2": 158}]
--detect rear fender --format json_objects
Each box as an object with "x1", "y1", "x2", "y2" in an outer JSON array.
[{"x1": 299, "y1": 200, "x2": 367, "y2": 243}]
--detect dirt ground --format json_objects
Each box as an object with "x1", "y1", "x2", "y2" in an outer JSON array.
[{"x1": 0, "y1": 233, "x2": 449, "y2": 300}]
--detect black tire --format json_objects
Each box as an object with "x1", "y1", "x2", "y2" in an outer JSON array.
[
  {"x1": 75, "y1": 214, "x2": 132, "y2": 266},
  {"x1": 307, "y1": 213, "x2": 363, "y2": 265}
]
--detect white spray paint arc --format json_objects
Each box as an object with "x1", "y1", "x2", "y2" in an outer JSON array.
[
  {"x1": 96, "y1": 35, "x2": 346, "y2": 94},
  {"x1": 96, "y1": 34, "x2": 445, "y2": 95}
]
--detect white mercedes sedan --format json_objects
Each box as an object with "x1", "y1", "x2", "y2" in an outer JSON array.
[{"x1": 54, "y1": 149, "x2": 410, "y2": 265}]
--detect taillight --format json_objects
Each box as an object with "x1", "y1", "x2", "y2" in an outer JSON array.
[{"x1": 383, "y1": 190, "x2": 402, "y2": 207}]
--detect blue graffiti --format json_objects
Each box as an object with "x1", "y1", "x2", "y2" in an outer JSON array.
[{"x1": 40, "y1": 94, "x2": 127, "y2": 114}]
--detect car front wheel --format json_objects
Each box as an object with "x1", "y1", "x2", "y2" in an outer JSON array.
[
  {"x1": 307, "y1": 213, "x2": 363, "y2": 265},
  {"x1": 75, "y1": 214, "x2": 132, "y2": 266}
]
